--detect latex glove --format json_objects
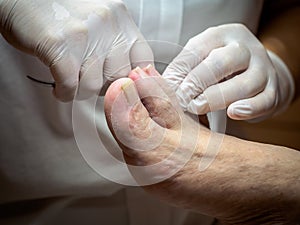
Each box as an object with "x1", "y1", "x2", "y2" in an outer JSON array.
[
  {"x1": 0, "y1": 0, "x2": 153, "y2": 101},
  {"x1": 163, "y1": 23, "x2": 295, "y2": 121}
]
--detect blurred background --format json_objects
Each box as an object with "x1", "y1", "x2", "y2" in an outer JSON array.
[{"x1": 227, "y1": 98, "x2": 300, "y2": 150}]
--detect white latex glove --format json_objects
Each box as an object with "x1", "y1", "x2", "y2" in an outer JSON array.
[
  {"x1": 163, "y1": 23, "x2": 295, "y2": 121},
  {"x1": 0, "y1": 0, "x2": 153, "y2": 101}
]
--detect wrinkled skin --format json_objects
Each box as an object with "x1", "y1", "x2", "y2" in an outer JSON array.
[{"x1": 104, "y1": 66, "x2": 300, "y2": 225}]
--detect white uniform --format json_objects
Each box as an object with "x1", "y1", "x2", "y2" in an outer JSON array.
[{"x1": 0, "y1": 1, "x2": 263, "y2": 224}]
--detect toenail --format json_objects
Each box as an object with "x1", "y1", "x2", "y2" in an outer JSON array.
[{"x1": 121, "y1": 79, "x2": 138, "y2": 106}]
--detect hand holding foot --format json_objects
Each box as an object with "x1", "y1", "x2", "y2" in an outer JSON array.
[{"x1": 104, "y1": 66, "x2": 300, "y2": 224}]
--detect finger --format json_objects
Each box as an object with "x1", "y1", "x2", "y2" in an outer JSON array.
[
  {"x1": 104, "y1": 40, "x2": 132, "y2": 81},
  {"x1": 49, "y1": 52, "x2": 80, "y2": 102},
  {"x1": 176, "y1": 42, "x2": 251, "y2": 109},
  {"x1": 129, "y1": 36, "x2": 154, "y2": 68},
  {"x1": 187, "y1": 67, "x2": 268, "y2": 114},
  {"x1": 162, "y1": 26, "x2": 225, "y2": 90},
  {"x1": 77, "y1": 55, "x2": 105, "y2": 99},
  {"x1": 227, "y1": 84, "x2": 277, "y2": 120}
]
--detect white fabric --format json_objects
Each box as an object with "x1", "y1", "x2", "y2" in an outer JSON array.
[
  {"x1": 0, "y1": 39, "x2": 123, "y2": 202},
  {"x1": 0, "y1": 0, "x2": 263, "y2": 224}
]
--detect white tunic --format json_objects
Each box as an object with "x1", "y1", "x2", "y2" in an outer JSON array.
[{"x1": 0, "y1": 1, "x2": 264, "y2": 224}]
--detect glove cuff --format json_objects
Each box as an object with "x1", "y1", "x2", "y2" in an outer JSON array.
[{"x1": 267, "y1": 49, "x2": 295, "y2": 116}]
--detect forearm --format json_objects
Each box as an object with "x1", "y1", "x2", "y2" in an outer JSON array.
[{"x1": 258, "y1": 5, "x2": 300, "y2": 99}]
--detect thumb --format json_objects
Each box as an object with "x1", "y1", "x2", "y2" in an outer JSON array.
[
  {"x1": 227, "y1": 88, "x2": 277, "y2": 121},
  {"x1": 50, "y1": 53, "x2": 80, "y2": 102},
  {"x1": 129, "y1": 37, "x2": 154, "y2": 68}
]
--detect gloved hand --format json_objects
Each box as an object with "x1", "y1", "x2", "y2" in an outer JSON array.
[
  {"x1": 0, "y1": 0, "x2": 153, "y2": 101},
  {"x1": 163, "y1": 23, "x2": 295, "y2": 121}
]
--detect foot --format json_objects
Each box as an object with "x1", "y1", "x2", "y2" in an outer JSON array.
[
  {"x1": 104, "y1": 65, "x2": 300, "y2": 224},
  {"x1": 104, "y1": 65, "x2": 207, "y2": 185}
]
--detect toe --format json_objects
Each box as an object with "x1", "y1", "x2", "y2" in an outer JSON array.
[
  {"x1": 104, "y1": 78, "x2": 165, "y2": 152},
  {"x1": 133, "y1": 66, "x2": 184, "y2": 129}
]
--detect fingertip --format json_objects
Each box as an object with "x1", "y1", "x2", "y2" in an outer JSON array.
[
  {"x1": 77, "y1": 55, "x2": 105, "y2": 100},
  {"x1": 227, "y1": 103, "x2": 253, "y2": 120},
  {"x1": 187, "y1": 97, "x2": 209, "y2": 115},
  {"x1": 50, "y1": 53, "x2": 81, "y2": 102},
  {"x1": 226, "y1": 106, "x2": 238, "y2": 120},
  {"x1": 130, "y1": 38, "x2": 154, "y2": 69},
  {"x1": 52, "y1": 79, "x2": 78, "y2": 102}
]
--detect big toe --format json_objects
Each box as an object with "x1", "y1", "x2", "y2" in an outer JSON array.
[{"x1": 104, "y1": 77, "x2": 165, "y2": 153}]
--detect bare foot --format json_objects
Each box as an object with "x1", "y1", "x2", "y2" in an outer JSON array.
[
  {"x1": 104, "y1": 65, "x2": 207, "y2": 184},
  {"x1": 104, "y1": 65, "x2": 300, "y2": 224}
]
